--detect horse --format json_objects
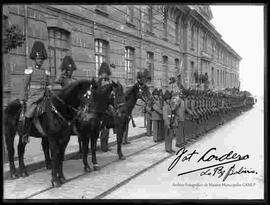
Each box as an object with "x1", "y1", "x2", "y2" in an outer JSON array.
[
  {"x1": 121, "y1": 81, "x2": 152, "y2": 144},
  {"x1": 84, "y1": 80, "x2": 152, "y2": 170},
  {"x1": 75, "y1": 81, "x2": 120, "y2": 172},
  {"x1": 4, "y1": 79, "x2": 96, "y2": 187}
]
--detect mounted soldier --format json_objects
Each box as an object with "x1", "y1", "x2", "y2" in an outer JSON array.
[
  {"x1": 54, "y1": 55, "x2": 77, "y2": 88},
  {"x1": 20, "y1": 41, "x2": 52, "y2": 144}
]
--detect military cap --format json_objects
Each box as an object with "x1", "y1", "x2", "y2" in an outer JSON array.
[
  {"x1": 152, "y1": 88, "x2": 159, "y2": 96},
  {"x1": 30, "y1": 41, "x2": 47, "y2": 60},
  {"x1": 98, "y1": 62, "x2": 111, "y2": 76},
  {"x1": 163, "y1": 90, "x2": 172, "y2": 100},
  {"x1": 60, "y1": 55, "x2": 77, "y2": 71}
]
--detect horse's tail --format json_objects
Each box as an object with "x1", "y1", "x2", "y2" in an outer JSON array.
[{"x1": 4, "y1": 99, "x2": 22, "y2": 127}]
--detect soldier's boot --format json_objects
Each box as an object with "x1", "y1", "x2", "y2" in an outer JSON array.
[{"x1": 22, "y1": 118, "x2": 31, "y2": 144}]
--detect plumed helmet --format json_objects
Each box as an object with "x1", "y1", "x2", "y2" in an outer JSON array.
[
  {"x1": 60, "y1": 55, "x2": 77, "y2": 71},
  {"x1": 158, "y1": 89, "x2": 163, "y2": 96},
  {"x1": 137, "y1": 71, "x2": 143, "y2": 80},
  {"x1": 30, "y1": 41, "x2": 47, "y2": 60},
  {"x1": 143, "y1": 69, "x2": 151, "y2": 82},
  {"x1": 163, "y1": 90, "x2": 172, "y2": 100},
  {"x1": 169, "y1": 77, "x2": 176, "y2": 84},
  {"x1": 98, "y1": 62, "x2": 111, "y2": 76}
]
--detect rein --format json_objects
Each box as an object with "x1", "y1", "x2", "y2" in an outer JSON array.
[{"x1": 48, "y1": 90, "x2": 80, "y2": 126}]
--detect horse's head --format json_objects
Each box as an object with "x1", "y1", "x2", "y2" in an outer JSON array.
[
  {"x1": 58, "y1": 79, "x2": 93, "y2": 109},
  {"x1": 135, "y1": 82, "x2": 152, "y2": 104},
  {"x1": 112, "y1": 81, "x2": 127, "y2": 117}
]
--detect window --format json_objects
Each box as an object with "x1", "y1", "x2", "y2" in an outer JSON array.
[
  {"x1": 48, "y1": 27, "x2": 70, "y2": 78},
  {"x1": 190, "y1": 61, "x2": 194, "y2": 83},
  {"x1": 163, "y1": 9, "x2": 168, "y2": 40},
  {"x1": 175, "y1": 58, "x2": 179, "y2": 70},
  {"x1": 211, "y1": 67, "x2": 214, "y2": 86},
  {"x1": 125, "y1": 47, "x2": 135, "y2": 84},
  {"x1": 203, "y1": 32, "x2": 207, "y2": 51},
  {"x1": 175, "y1": 19, "x2": 179, "y2": 44},
  {"x1": 191, "y1": 26, "x2": 195, "y2": 49},
  {"x1": 126, "y1": 6, "x2": 134, "y2": 24},
  {"x1": 146, "y1": 51, "x2": 154, "y2": 83},
  {"x1": 162, "y1": 55, "x2": 168, "y2": 85},
  {"x1": 217, "y1": 70, "x2": 219, "y2": 86},
  {"x1": 95, "y1": 39, "x2": 109, "y2": 77},
  {"x1": 147, "y1": 6, "x2": 153, "y2": 33}
]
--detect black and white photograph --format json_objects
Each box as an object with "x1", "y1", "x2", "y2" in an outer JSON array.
[{"x1": 2, "y1": 4, "x2": 265, "y2": 200}]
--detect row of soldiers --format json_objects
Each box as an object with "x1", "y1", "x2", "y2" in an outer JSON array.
[{"x1": 143, "y1": 81, "x2": 255, "y2": 153}]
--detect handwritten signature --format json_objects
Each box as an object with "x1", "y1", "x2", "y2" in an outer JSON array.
[{"x1": 168, "y1": 147, "x2": 257, "y2": 181}]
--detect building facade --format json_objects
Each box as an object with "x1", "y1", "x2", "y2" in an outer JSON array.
[{"x1": 2, "y1": 4, "x2": 241, "y2": 106}]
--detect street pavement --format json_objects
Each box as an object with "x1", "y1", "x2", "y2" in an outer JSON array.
[
  {"x1": 3, "y1": 100, "x2": 264, "y2": 199},
  {"x1": 103, "y1": 99, "x2": 264, "y2": 199},
  {"x1": 3, "y1": 116, "x2": 146, "y2": 178}
]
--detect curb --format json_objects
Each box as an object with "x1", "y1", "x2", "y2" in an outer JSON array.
[{"x1": 4, "y1": 132, "x2": 146, "y2": 180}]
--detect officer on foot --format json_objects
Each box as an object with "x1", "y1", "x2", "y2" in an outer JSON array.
[
  {"x1": 151, "y1": 88, "x2": 163, "y2": 143},
  {"x1": 162, "y1": 90, "x2": 175, "y2": 153},
  {"x1": 98, "y1": 62, "x2": 114, "y2": 151}
]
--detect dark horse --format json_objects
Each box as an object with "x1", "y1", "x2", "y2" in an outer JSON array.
[
  {"x1": 121, "y1": 82, "x2": 151, "y2": 144},
  {"x1": 100, "y1": 81, "x2": 151, "y2": 161},
  {"x1": 75, "y1": 81, "x2": 120, "y2": 172},
  {"x1": 4, "y1": 79, "x2": 95, "y2": 187}
]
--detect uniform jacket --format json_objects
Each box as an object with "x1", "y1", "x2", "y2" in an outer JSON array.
[
  {"x1": 21, "y1": 66, "x2": 52, "y2": 104},
  {"x1": 175, "y1": 98, "x2": 185, "y2": 122},
  {"x1": 55, "y1": 71, "x2": 77, "y2": 87},
  {"x1": 151, "y1": 98, "x2": 163, "y2": 120},
  {"x1": 162, "y1": 101, "x2": 172, "y2": 127}
]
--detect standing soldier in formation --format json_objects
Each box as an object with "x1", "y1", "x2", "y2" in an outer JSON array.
[
  {"x1": 143, "y1": 98, "x2": 153, "y2": 137},
  {"x1": 158, "y1": 89, "x2": 164, "y2": 141},
  {"x1": 20, "y1": 41, "x2": 52, "y2": 143},
  {"x1": 54, "y1": 55, "x2": 77, "y2": 87},
  {"x1": 162, "y1": 90, "x2": 175, "y2": 153},
  {"x1": 151, "y1": 88, "x2": 163, "y2": 142},
  {"x1": 174, "y1": 90, "x2": 186, "y2": 148}
]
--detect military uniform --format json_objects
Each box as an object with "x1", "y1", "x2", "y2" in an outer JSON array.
[
  {"x1": 54, "y1": 55, "x2": 77, "y2": 88},
  {"x1": 151, "y1": 89, "x2": 163, "y2": 142},
  {"x1": 21, "y1": 41, "x2": 51, "y2": 143},
  {"x1": 98, "y1": 62, "x2": 114, "y2": 151},
  {"x1": 174, "y1": 92, "x2": 186, "y2": 147},
  {"x1": 162, "y1": 90, "x2": 175, "y2": 153},
  {"x1": 158, "y1": 89, "x2": 164, "y2": 141}
]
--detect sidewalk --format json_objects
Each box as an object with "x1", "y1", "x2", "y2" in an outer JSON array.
[{"x1": 3, "y1": 116, "x2": 146, "y2": 179}]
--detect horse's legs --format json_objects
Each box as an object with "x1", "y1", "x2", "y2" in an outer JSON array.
[
  {"x1": 48, "y1": 138, "x2": 61, "y2": 187},
  {"x1": 41, "y1": 137, "x2": 51, "y2": 169},
  {"x1": 5, "y1": 128, "x2": 18, "y2": 179},
  {"x1": 123, "y1": 119, "x2": 130, "y2": 144},
  {"x1": 17, "y1": 135, "x2": 28, "y2": 177},
  {"x1": 58, "y1": 134, "x2": 70, "y2": 184},
  {"x1": 91, "y1": 129, "x2": 100, "y2": 171},
  {"x1": 117, "y1": 124, "x2": 126, "y2": 160},
  {"x1": 81, "y1": 133, "x2": 91, "y2": 172},
  {"x1": 78, "y1": 135, "x2": 82, "y2": 155}
]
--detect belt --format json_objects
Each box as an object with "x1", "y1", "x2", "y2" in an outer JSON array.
[{"x1": 30, "y1": 85, "x2": 44, "y2": 89}]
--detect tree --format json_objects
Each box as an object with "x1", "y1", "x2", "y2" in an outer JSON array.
[{"x1": 3, "y1": 24, "x2": 25, "y2": 54}]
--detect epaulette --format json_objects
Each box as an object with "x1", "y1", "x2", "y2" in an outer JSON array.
[
  {"x1": 45, "y1": 70, "x2": 50, "y2": 75},
  {"x1": 24, "y1": 67, "x2": 33, "y2": 74}
]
